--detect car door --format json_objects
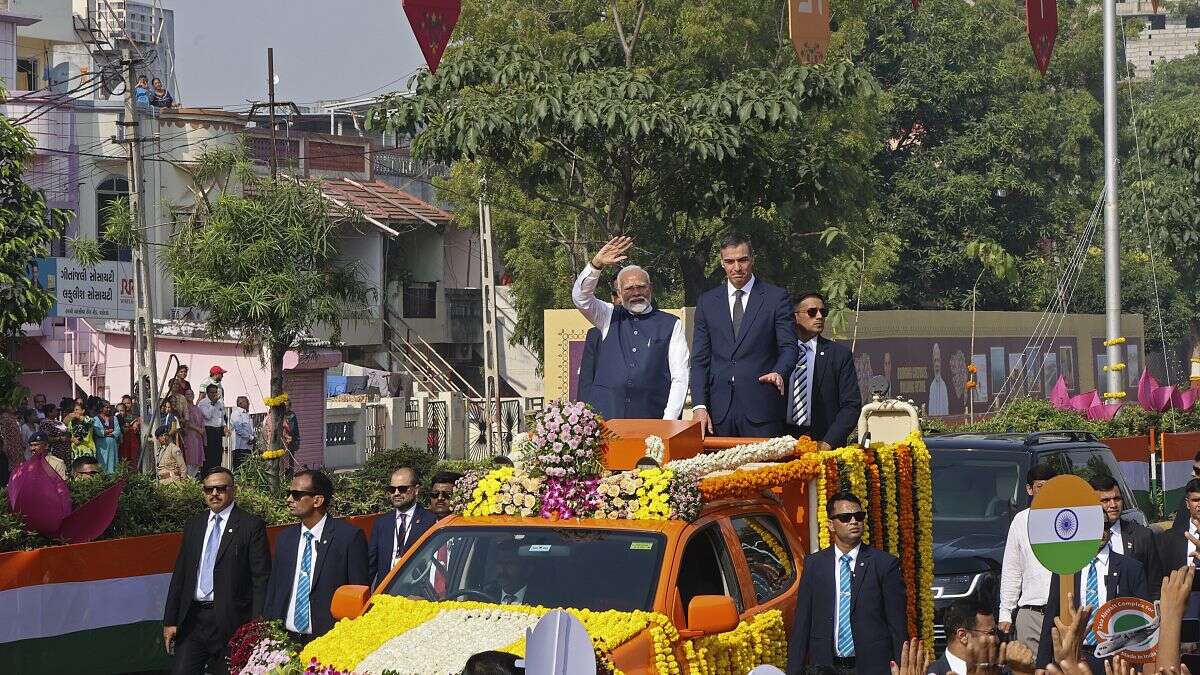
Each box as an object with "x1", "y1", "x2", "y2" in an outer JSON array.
[{"x1": 726, "y1": 510, "x2": 801, "y2": 627}]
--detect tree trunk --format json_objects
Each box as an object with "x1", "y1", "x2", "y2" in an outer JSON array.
[
  {"x1": 679, "y1": 248, "x2": 709, "y2": 305},
  {"x1": 268, "y1": 341, "x2": 287, "y2": 489}
]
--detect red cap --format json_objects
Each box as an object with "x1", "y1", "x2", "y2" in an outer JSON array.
[{"x1": 209, "y1": 365, "x2": 227, "y2": 376}]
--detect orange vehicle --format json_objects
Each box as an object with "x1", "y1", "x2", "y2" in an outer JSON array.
[{"x1": 323, "y1": 425, "x2": 818, "y2": 673}]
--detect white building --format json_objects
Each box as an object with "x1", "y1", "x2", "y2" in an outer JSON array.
[{"x1": 1118, "y1": 1, "x2": 1200, "y2": 78}]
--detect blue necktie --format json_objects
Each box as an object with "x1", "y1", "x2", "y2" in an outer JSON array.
[
  {"x1": 1084, "y1": 557, "x2": 1099, "y2": 645},
  {"x1": 197, "y1": 514, "x2": 222, "y2": 598},
  {"x1": 294, "y1": 531, "x2": 314, "y2": 633},
  {"x1": 836, "y1": 554, "x2": 855, "y2": 657},
  {"x1": 790, "y1": 342, "x2": 810, "y2": 426}
]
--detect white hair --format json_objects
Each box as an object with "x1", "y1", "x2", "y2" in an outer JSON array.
[{"x1": 616, "y1": 264, "x2": 650, "y2": 288}]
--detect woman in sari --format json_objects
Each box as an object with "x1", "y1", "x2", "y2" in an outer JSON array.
[
  {"x1": 66, "y1": 402, "x2": 96, "y2": 459},
  {"x1": 92, "y1": 402, "x2": 121, "y2": 473},
  {"x1": 176, "y1": 394, "x2": 205, "y2": 475},
  {"x1": 117, "y1": 396, "x2": 141, "y2": 465}
]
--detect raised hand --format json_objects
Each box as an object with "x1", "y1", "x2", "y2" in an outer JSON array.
[
  {"x1": 889, "y1": 639, "x2": 929, "y2": 675},
  {"x1": 591, "y1": 236, "x2": 633, "y2": 269},
  {"x1": 1050, "y1": 592, "x2": 1094, "y2": 664},
  {"x1": 1001, "y1": 638, "x2": 1036, "y2": 675}
]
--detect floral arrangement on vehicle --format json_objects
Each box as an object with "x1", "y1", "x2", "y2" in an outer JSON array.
[
  {"x1": 296, "y1": 594, "x2": 787, "y2": 675},
  {"x1": 227, "y1": 618, "x2": 300, "y2": 675}
]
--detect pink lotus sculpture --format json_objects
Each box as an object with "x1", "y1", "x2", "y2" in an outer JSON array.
[
  {"x1": 7, "y1": 456, "x2": 126, "y2": 543},
  {"x1": 1136, "y1": 369, "x2": 1198, "y2": 413},
  {"x1": 1048, "y1": 375, "x2": 1122, "y2": 420}
]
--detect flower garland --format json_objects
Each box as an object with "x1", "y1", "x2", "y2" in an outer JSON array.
[
  {"x1": 697, "y1": 457, "x2": 823, "y2": 502},
  {"x1": 876, "y1": 444, "x2": 900, "y2": 558},
  {"x1": 665, "y1": 435, "x2": 799, "y2": 478},
  {"x1": 746, "y1": 519, "x2": 793, "y2": 576},
  {"x1": 683, "y1": 610, "x2": 787, "y2": 675},
  {"x1": 909, "y1": 431, "x2": 935, "y2": 650},
  {"x1": 815, "y1": 463, "x2": 830, "y2": 549},
  {"x1": 644, "y1": 435, "x2": 665, "y2": 463},
  {"x1": 300, "y1": 595, "x2": 686, "y2": 675},
  {"x1": 260, "y1": 448, "x2": 287, "y2": 460},
  {"x1": 864, "y1": 448, "x2": 884, "y2": 547},
  {"x1": 896, "y1": 444, "x2": 918, "y2": 641},
  {"x1": 263, "y1": 392, "x2": 290, "y2": 408}
]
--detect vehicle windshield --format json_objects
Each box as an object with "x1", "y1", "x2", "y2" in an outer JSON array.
[
  {"x1": 931, "y1": 454, "x2": 1022, "y2": 522},
  {"x1": 383, "y1": 526, "x2": 666, "y2": 612}
]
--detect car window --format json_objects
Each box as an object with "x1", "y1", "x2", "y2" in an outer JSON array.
[
  {"x1": 931, "y1": 455, "x2": 1022, "y2": 520},
  {"x1": 730, "y1": 514, "x2": 796, "y2": 604},
  {"x1": 676, "y1": 524, "x2": 743, "y2": 614}
]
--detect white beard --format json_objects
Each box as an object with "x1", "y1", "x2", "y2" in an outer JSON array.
[{"x1": 626, "y1": 300, "x2": 651, "y2": 314}]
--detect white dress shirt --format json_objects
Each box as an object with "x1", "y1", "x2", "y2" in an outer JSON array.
[
  {"x1": 285, "y1": 515, "x2": 327, "y2": 633},
  {"x1": 1188, "y1": 520, "x2": 1199, "y2": 562},
  {"x1": 230, "y1": 407, "x2": 255, "y2": 450},
  {"x1": 1107, "y1": 520, "x2": 1124, "y2": 556},
  {"x1": 197, "y1": 399, "x2": 225, "y2": 427},
  {"x1": 392, "y1": 504, "x2": 417, "y2": 565},
  {"x1": 195, "y1": 502, "x2": 235, "y2": 601},
  {"x1": 570, "y1": 264, "x2": 690, "y2": 419},
  {"x1": 944, "y1": 649, "x2": 969, "y2": 675},
  {"x1": 832, "y1": 543, "x2": 860, "y2": 653},
  {"x1": 998, "y1": 508, "x2": 1052, "y2": 624},
  {"x1": 500, "y1": 585, "x2": 527, "y2": 605},
  {"x1": 1078, "y1": 546, "x2": 1110, "y2": 609},
  {"x1": 726, "y1": 276, "x2": 756, "y2": 319}
]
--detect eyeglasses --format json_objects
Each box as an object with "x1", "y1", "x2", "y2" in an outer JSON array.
[
  {"x1": 831, "y1": 511, "x2": 867, "y2": 523},
  {"x1": 388, "y1": 485, "x2": 416, "y2": 494},
  {"x1": 202, "y1": 484, "x2": 232, "y2": 494},
  {"x1": 431, "y1": 490, "x2": 454, "y2": 499},
  {"x1": 964, "y1": 627, "x2": 1004, "y2": 639},
  {"x1": 796, "y1": 307, "x2": 829, "y2": 318},
  {"x1": 287, "y1": 489, "x2": 317, "y2": 500}
]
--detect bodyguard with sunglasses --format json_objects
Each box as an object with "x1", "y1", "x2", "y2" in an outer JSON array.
[
  {"x1": 264, "y1": 470, "x2": 369, "y2": 643},
  {"x1": 786, "y1": 292, "x2": 862, "y2": 450},
  {"x1": 787, "y1": 491, "x2": 907, "y2": 675},
  {"x1": 163, "y1": 468, "x2": 270, "y2": 675},
  {"x1": 368, "y1": 466, "x2": 438, "y2": 588}
]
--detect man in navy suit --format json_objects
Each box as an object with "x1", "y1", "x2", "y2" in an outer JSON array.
[
  {"x1": 1035, "y1": 534, "x2": 1148, "y2": 674},
  {"x1": 787, "y1": 491, "x2": 908, "y2": 675},
  {"x1": 368, "y1": 466, "x2": 438, "y2": 589},
  {"x1": 690, "y1": 233, "x2": 798, "y2": 437},
  {"x1": 263, "y1": 470, "x2": 369, "y2": 643},
  {"x1": 786, "y1": 292, "x2": 861, "y2": 450}
]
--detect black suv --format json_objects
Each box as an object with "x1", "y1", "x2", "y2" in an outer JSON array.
[{"x1": 926, "y1": 431, "x2": 1145, "y2": 648}]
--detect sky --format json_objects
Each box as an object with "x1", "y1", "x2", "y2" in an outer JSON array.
[{"x1": 162, "y1": 0, "x2": 427, "y2": 110}]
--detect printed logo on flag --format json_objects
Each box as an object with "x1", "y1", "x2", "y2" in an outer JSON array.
[
  {"x1": 1092, "y1": 597, "x2": 1159, "y2": 664},
  {"x1": 1027, "y1": 474, "x2": 1104, "y2": 574}
]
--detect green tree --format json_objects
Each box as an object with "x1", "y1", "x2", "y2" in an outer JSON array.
[
  {"x1": 0, "y1": 83, "x2": 71, "y2": 406},
  {"x1": 154, "y1": 147, "x2": 372, "y2": 451},
  {"x1": 368, "y1": 0, "x2": 880, "y2": 354}
]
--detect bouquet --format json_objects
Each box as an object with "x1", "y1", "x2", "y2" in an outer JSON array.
[
  {"x1": 228, "y1": 619, "x2": 297, "y2": 675},
  {"x1": 523, "y1": 399, "x2": 605, "y2": 479}
]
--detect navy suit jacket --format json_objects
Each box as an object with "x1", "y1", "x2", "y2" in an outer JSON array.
[
  {"x1": 263, "y1": 516, "x2": 369, "y2": 638},
  {"x1": 367, "y1": 505, "x2": 438, "y2": 589},
  {"x1": 1035, "y1": 552, "x2": 1148, "y2": 670},
  {"x1": 926, "y1": 654, "x2": 953, "y2": 675},
  {"x1": 576, "y1": 327, "x2": 601, "y2": 404},
  {"x1": 787, "y1": 545, "x2": 908, "y2": 675},
  {"x1": 689, "y1": 279, "x2": 798, "y2": 429},
  {"x1": 805, "y1": 336, "x2": 863, "y2": 446}
]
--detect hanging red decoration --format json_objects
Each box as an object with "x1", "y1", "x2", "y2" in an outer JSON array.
[
  {"x1": 1026, "y1": 0, "x2": 1058, "y2": 75},
  {"x1": 403, "y1": 0, "x2": 462, "y2": 74},
  {"x1": 788, "y1": 0, "x2": 831, "y2": 65}
]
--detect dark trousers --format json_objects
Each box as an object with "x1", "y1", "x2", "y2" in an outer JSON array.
[
  {"x1": 171, "y1": 602, "x2": 227, "y2": 675},
  {"x1": 713, "y1": 407, "x2": 784, "y2": 438},
  {"x1": 231, "y1": 446, "x2": 251, "y2": 470},
  {"x1": 203, "y1": 427, "x2": 223, "y2": 474}
]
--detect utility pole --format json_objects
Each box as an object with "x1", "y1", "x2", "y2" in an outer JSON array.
[
  {"x1": 478, "y1": 186, "x2": 502, "y2": 456},
  {"x1": 1101, "y1": 0, "x2": 1125, "y2": 401},
  {"x1": 118, "y1": 48, "x2": 161, "y2": 472},
  {"x1": 267, "y1": 47, "x2": 278, "y2": 180}
]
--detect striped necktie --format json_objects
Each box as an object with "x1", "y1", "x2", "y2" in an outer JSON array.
[
  {"x1": 790, "y1": 342, "x2": 810, "y2": 426},
  {"x1": 294, "y1": 531, "x2": 314, "y2": 633},
  {"x1": 197, "y1": 514, "x2": 221, "y2": 598},
  {"x1": 1084, "y1": 557, "x2": 1099, "y2": 645},
  {"x1": 836, "y1": 554, "x2": 855, "y2": 656}
]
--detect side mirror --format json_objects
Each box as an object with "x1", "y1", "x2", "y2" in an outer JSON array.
[
  {"x1": 330, "y1": 584, "x2": 372, "y2": 621},
  {"x1": 686, "y1": 595, "x2": 739, "y2": 635}
]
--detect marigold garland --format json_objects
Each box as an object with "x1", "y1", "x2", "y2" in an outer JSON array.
[
  {"x1": 697, "y1": 457, "x2": 824, "y2": 502},
  {"x1": 876, "y1": 445, "x2": 900, "y2": 558},
  {"x1": 262, "y1": 392, "x2": 290, "y2": 407},
  {"x1": 745, "y1": 519, "x2": 794, "y2": 577},
  {"x1": 683, "y1": 610, "x2": 787, "y2": 675},
  {"x1": 896, "y1": 445, "x2": 918, "y2": 641},
  {"x1": 864, "y1": 448, "x2": 884, "y2": 547},
  {"x1": 260, "y1": 448, "x2": 286, "y2": 460},
  {"x1": 815, "y1": 465, "x2": 830, "y2": 549},
  {"x1": 909, "y1": 431, "x2": 935, "y2": 650}
]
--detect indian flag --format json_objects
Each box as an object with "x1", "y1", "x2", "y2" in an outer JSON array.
[{"x1": 1028, "y1": 476, "x2": 1105, "y2": 575}]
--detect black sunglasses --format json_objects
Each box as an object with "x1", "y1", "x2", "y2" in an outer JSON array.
[
  {"x1": 388, "y1": 485, "x2": 416, "y2": 494},
  {"x1": 797, "y1": 307, "x2": 829, "y2": 318},
  {"x1": 831, "y1": 511, "x2": 867, "y2": 523},
  {"x1": 430, "y1": 490, "x2": 454, "y2": 499},
  {"x1": 287, "y1": 489, "x2": 317, "y2": 500},
  {"x1": 202, "y1": 484, "x2": 231, "y2": 494}
]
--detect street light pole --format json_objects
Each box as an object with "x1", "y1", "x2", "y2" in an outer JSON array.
[{"x1": 1101, "y1": 0, "x2": 1124, "y2": 400}]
